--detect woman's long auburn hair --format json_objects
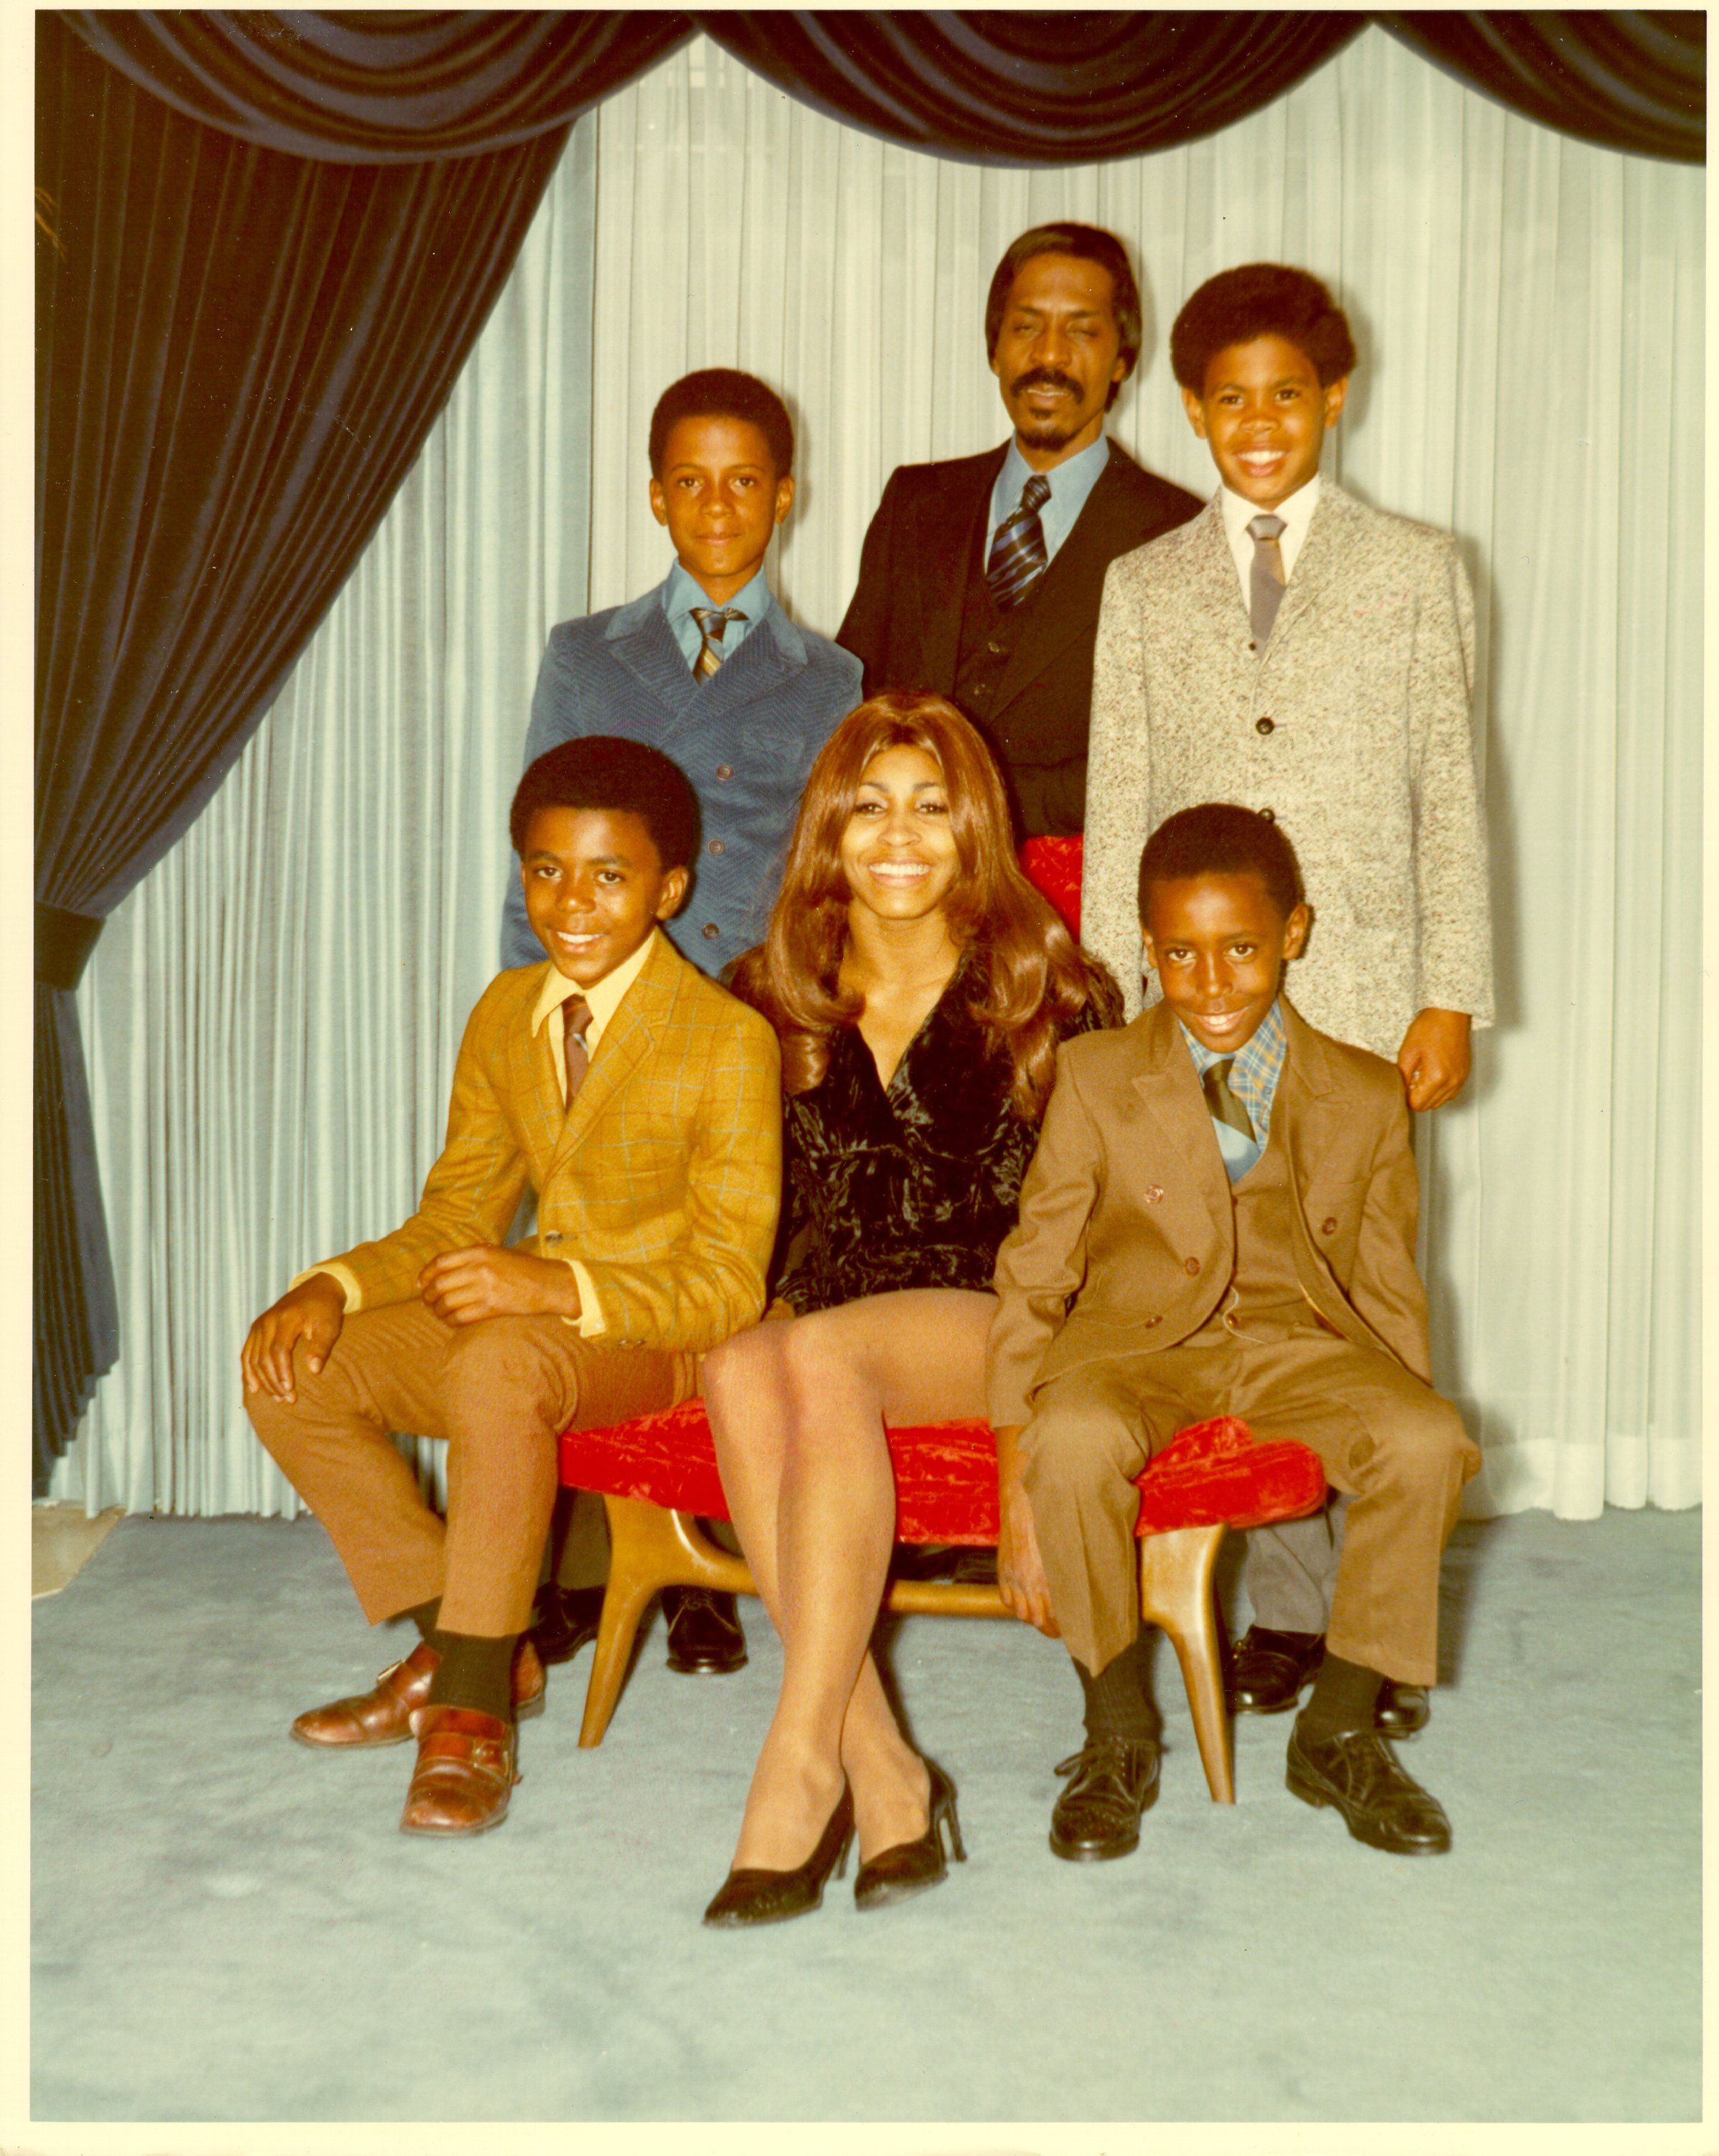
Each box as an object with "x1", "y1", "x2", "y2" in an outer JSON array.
[{"x1": 733, "y1": 692, "x2": 1120, "y2": 1119}]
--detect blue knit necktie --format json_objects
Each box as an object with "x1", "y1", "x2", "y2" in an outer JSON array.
[
  {"x1": 986, "y1": 474, "x2": 1052, "y2": 612},
  {"x1": 690, "y1": 606, "x2": 746, "y2": 680}
]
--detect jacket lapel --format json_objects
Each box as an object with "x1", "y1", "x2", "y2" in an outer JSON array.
[
  {"x1": 541, "y1": 931, "x2": 677, "y2": 1186},
  {"x1": 920, "y1": 447, "x2": 1003, "y2": 688},
  {"x1": 1129, "y1": 1004, "x2": 1234, "y2": 1250},
  {"x1": 1264, "y1": 479, "x2": 1357, "y2": 654},
  {"x1": 1273, "y1": 999, "x2": 1345, "y2": 1190},
  {"x1": 605, "y1": 583, "x2": 700, "y2": 717}
]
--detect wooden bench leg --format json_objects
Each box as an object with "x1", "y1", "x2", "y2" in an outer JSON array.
[
  {"x1": 578, "y1": 1497, "x2": 756, "y2": 1748},
  {"x1": 1138, "y1": 1523, "x2": 1233, "y2": 1805}
]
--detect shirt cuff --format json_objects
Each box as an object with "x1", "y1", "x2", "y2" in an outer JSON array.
[
  {"x1": 288, "y1": 1261, "x2": 362, "y2": 1312},
  {"x1": 562, "y1": 1258, "x2": 606, "y2": 1339}
]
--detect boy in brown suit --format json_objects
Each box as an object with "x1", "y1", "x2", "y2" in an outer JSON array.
[
  {"x1": 242, "y1": 737, "x2": 781, "y2": 1837},
  {"x1": 989, "y1": 804, "x2": 1479, "y2": 1860}
]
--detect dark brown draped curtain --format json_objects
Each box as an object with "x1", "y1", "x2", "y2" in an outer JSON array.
[{"x1": 36, "y1": 8, "x2": 1703, "y2": 1485}]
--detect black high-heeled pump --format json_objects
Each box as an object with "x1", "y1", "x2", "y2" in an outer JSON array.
[
  {"x1": 702, "y1": 1781, "x2": 854, "y2": 1929},
  {"x1": 852, "y1": 1760, "x2": 965, "y2": 1911}
]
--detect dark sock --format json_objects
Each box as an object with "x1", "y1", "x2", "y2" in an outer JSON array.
[
  {"x1": 425, "y1": 1631, "x2": 517, "y2": 1723},
  {"x1": 1299, "y1": 1651, "x2": 1383, "y2": 1740},
  {"x1": 404, "y1": 1597, "x2": 443, "y2": 1649},
  {"x1": 1075, "y1": 1632, "x2": 1159, "y2": 1746}
]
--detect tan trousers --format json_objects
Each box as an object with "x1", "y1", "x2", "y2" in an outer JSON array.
[
  {"x1": 246, "y1": 1301, "x2": 690, "y2": 1637},
  {"x1": 1018, "y1": 1326, "x2": 1479, "y2": 1687}
]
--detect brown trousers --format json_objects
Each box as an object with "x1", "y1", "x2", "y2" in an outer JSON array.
[
  {"x1": 246, "y1": 1301, "x2": 691, "y2": 1637},
  {"x1": 1018, "y1": 1319, "x2": 1479, "y2": 1687}
]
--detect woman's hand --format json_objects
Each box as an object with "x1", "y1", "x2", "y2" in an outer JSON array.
[
  {"x1": 240, "y1": 1274, "x2": 346, "y2": 1403},
  {"x1": 994, "y1": 1424, "x2": 1060, "y2": 1637}
]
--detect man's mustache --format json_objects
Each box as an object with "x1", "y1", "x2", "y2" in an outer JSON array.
[{"x1": 1009, "y1": 368, "x2": 1080, "y2": 397}]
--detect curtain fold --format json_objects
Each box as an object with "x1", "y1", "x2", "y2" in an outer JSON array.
[
  {"x1": 59, "y1": 27, "x2": 1700, "y2": 1522},
  {"x1": 34, "y1": 13, "x2": 572, "y2": 1482},
  {"x1": 1381, "y1": 11, "x2": 1705, "y2": 164},
  {"x1": 58, "y1": 9, "x2": 692, "y2": 160},
  {"x1": 692, "y1": 11, "x2": 1365, "y2": 163}
]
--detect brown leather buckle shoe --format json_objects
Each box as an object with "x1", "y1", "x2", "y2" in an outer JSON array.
[
  {"x1": 399, "y1": 1705, "x2": 519, "y2": 1836},
  {"x1": 291, "y1": 1637, "x2": 546, "y2": 1749}
]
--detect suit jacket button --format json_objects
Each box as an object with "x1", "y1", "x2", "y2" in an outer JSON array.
[
  {"x1": 1183, "y1": 1256, "x2": 1200, "y2": 1276},
  {"x1": 1256, "y1": 716, "x2": 1275, "y2": 735},
  {"x1": 1321, "y1": 1217, "x2": 1338, "y2": 1235},
  {"x1": 702, "y1": 923, "x2": 720, "y2": 940},
  {"x1": 707, "y1": 839, "x2": 725, "y2": 857},
  {"x1": 1144, "y1": 1185, "x2": 1164, "y2": 1205},
  {"x1": 1146, "y1": 1314, "x2": 1161, "y2": 1327},
  {"x1": 987, "y1": 639, "x2": 1004, "y2": 656},
  {"x1": 1259, "y1": 807, "x2": 1276, "y2": 824},
  {"x1": 715, "y1": 764, "x2": 733, "y2": 781}
]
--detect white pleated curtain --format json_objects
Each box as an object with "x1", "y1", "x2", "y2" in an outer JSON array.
[{"x1": 55, "y1": 27, "x2": 1702, "y2": 1521}]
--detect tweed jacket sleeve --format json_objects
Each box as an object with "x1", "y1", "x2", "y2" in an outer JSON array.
[{"x1": 1081, "y1": 550, "x2": 1154, "y2": 1012}]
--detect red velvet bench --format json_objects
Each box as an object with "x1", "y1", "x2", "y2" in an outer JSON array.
[{"x1": 557, "y1": 1404, "x2": 1324, "y2": 1804}]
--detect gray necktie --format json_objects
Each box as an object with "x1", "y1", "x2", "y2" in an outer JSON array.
[
  {"x1": 1202, "y1": 1058, "x2": 1255, "y2": 1142},
  {"x1": 1248, "y1": 514, "x2": 1288, "y2": 644}
]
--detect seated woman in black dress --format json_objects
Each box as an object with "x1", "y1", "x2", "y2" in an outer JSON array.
[{"x1": 700, "y1": 692, "x2": 1118, "y2": 1927}]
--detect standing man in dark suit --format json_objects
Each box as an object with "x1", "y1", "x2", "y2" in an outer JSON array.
[
  {"x1": 502, "y1": 368, "x2": 861, "y2": 1679},
  {"x1": 837, "y1": 223, "x2": 1201, "y2": 837}
]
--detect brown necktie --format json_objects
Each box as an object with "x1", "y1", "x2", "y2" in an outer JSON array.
[
  {"x1": 1248, "y1": 513, "x2": 1287, "y2": 643},
  {"x1": 1202, "y1": 1057, "x2": 1255, "y2": 1141},
  {"x1": 560, "y1": 995, "x2": 593, "y2": 1108}
]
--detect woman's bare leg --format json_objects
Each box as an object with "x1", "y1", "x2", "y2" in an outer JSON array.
[{"x1": 703, "y1": 1289, "x2": 995, "y2": 1869}]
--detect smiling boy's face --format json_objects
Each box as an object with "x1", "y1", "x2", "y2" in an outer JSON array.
[
  {"x1": 648, "y1": 414, "x2": 793, "y2": 606},
  {"x1": 1141, "y1": 869, "x2": 1311, "y2": 1053},
  {"x1": 1182, "y1": 333, "x2": 1347, "y2": 511},
  {"x1": 521, "y1": 806, "x2": 687, "y2": 987}
]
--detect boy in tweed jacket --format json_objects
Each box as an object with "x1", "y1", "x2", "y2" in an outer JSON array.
[{"x1": 1080, "y1": 265, "x2": 1492, "y2": 1727}]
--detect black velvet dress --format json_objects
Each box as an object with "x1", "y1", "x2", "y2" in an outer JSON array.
[{"x1": 777, "y1": 979, "x2": 1101, "y2": 1316}]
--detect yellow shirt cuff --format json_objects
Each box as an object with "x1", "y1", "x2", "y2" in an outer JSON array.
[
  {"x1": 289, "y1": 1261, "x2": 362, "y2": 1312},
  {"x1": 563, "y1": 1258, "x2": 606, "y2": 1339}
]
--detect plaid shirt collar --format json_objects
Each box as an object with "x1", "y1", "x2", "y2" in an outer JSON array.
[{"x1": 1179, "y1": 999, "x2": 1288, "y2": 1144}]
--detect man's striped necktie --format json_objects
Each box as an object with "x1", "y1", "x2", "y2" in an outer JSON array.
[{"x1": 986, "y1": 474, "x2": 1052, "y2": 611}]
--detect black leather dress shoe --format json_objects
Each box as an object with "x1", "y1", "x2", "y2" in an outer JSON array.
[
  {"x1": 1226, "y1": 1626, "x2": 1326, "y2": 1714},
  {"x1": 1286, "y1": 1719, "x2": 1451, "y2": 1855},
  {"x1": 663, "y1": 1586, "x2": 748, "y2": 1675},
  {"x1": 1375, "y1": 1680, "x2": 1431, "y2": 1737},
  {"x1": 1048, "y1": 1737, "x2": 1160, "y2": 1862},
  {"x1": 527, "y1": 1583, "x2": 604, "y2": 1667}
]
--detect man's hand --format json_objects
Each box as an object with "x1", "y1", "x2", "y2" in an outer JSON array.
[
  {"x1": 241, "y1": 1274, "x2": 347, "y2": 1404},
  {"x1": 1396, "y1": 1006, "x2": 1472, "y2": 1111},
  {"x1": 994, "y1": 1425, "x2": 1060, "y2": 1637},
  {"x1": 418, "y1": 1246, "x2": 580, "y2": 1327}
]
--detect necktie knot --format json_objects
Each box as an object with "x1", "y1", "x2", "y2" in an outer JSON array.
[
  {"x1": 986, "y1": 473, "x2": 1052, "y2": 612},
  {"x1": 690, "y1": 606, "x2": 746, "y2": 680},
  {"x1": 1248, "y1": 514, "x2": 1286, "y2": 543}
]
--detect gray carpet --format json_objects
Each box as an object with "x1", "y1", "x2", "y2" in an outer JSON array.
[{"x1": 32, "y1": 1507, "x2": 1698, "y2": 2124}]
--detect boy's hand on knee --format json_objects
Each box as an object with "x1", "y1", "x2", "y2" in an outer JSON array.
[
  {"x1": 1396, "y1": 1007, "x2": 1472, "y2": 1111},
  {"x1": 241, "y1": 1275, "x2": 346, "y2": 1403},
  {"x1": 994, "y1": 1426, "x2": 1060, "y2": 1638},
  {"x1": 418, "y1": 1246, "x2": 580, "y2": 1327}
]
